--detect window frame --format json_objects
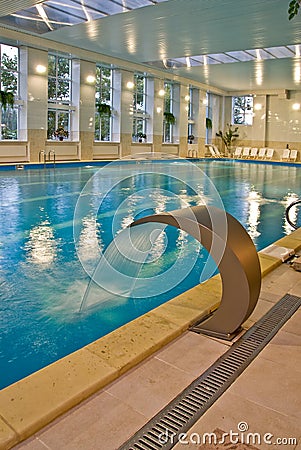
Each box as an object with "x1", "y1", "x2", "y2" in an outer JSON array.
[
  {"x1": 0, "y1": 43, "x2": 19, "y2": 141},
  {"x1": 232, "y1": 95, "x2": 254, "y2": 126},
  {"x1": 163, "y1": 80, "x2": 174, "y2": 143},
  {"x1": 132, "y1": 73, "x2": 148, "y2": 142},
  {"x1": 47, "y1": 52, "x2": 72, "y2": 140},
  {"x1": 94, "y1": 65, "x2": 113, "y2": 142}
]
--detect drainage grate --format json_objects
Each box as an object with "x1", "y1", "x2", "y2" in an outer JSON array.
[{"x1": 119, "y1": 294, "x2": 301, "y2": 450}]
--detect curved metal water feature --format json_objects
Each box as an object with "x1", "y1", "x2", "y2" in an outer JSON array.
[
  {"x1": 285, "y1": 199, "x2": 301, "y2": 229},
  {"x1": 131, "y1": 205, "x2": 262, "y2": 340}
]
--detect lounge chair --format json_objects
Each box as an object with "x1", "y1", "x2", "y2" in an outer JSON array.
[
  {"x1": 257, "y1": 148, "x2": 266, "y2": 159},
  {"x1": 249, "y1": 148, "x2": 258, "y2": 159},
  {"x1": 208, "y1": 145, "x2": 216, "y2": 157},
  {"x1": 265, "y1": 148, "x2": 274, "y2": 160},
  {"x1": 289, "y1": 149, "x2": 298, "y2": 162},
  {"x1": 242, "y1": 147, "x2": 251, "y2": 158},
  {"x1": 233, "y1": 147, "x2": 242, "y2": 158},
  {"x1": 211, "y1": 144, "x2": 224, "y2": 157},
  {"x1": 281, "y1": 149, "x2": 290, "y2": 161}
]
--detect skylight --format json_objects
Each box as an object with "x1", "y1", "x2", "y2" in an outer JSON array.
[
  {"x1": 0, "y1": 0, "x2": 167, "y2": 34},
  {"x1": 148, "y1": 44, "x2": 301, "y2": 70}
]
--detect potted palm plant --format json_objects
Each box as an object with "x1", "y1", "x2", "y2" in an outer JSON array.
[{"x1": 216, "y1": 124, "x2": 239, "y2": 152}]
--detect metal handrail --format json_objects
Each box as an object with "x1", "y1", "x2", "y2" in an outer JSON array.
[
  {"x1": 47, "y1": 150, "x2": 56, "y2": 167},
  {"x1": 38, "y1": 149, "x2": 46, "y2": 167},
  {"x1": 285, "y1": 199, "x2": 301, "y2": 229}
]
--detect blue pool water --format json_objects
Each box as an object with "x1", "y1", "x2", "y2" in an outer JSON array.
[{"x1": 0, "y1": 159, "x2": 300, "y2": 389}]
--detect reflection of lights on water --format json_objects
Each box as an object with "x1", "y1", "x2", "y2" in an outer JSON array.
[
  {"x1": 25, "y1": 220, "x2": 58, "y2": 266},
  {"x1": 247, "y1": 190, "x2": 261, "y2": 239},
  {"x1": 77, "y1": 216, "x2": 102, "y2": 262}
]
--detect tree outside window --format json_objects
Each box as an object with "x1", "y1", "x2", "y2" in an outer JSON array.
[
  {"x1": 0, "y1": 44, "x2": 18, "y2": 140},
  {"x1": 47, "y1": 53, "x2": 72, "y2": 140},
  {"x1": 187, "y1": 86, "x2": 195, "y2": 143},
  {"x1": 95, "y1": 65, "x2": 113, "y2": 141},
  {"x1": 163, "y1": 81, "x2": 174, "y2": 143},
  {"x1": 132, "y1": 73, "x2": 147, "y2": 142},
  {"x1": 232, "y1": 96, "x2": 253, "y2": 125}
]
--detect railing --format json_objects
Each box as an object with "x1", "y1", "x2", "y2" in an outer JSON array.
[
  {"x1": 39, "y1": 150, "x2": 46, "y2": 167},
  {"x1": 47, "y1": 149, "x2": 56, "y2": 167},
  {"x1": 285, "y1": 199, "x2": 301, "y2": 229}
]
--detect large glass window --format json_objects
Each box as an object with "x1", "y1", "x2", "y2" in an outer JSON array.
[
  {"x1": 132, "y1": 73, "x2": 148, "y2": 142},
  {"x1": 47, "y1": 53, "x2": 72, "y2": 140},
  {"x1": 0, "y1": 44, "x2": 18, "y2": 140},
  {"x1": 232, "y1": 95, "x2": 253, "y2": 125},
  {"x1": 163, "y1": 81, "x2": 175, "y2": 143},
  {"x1": 187, "y1": 86, "x2": 194, "y2": 143},
  {"x1": 95, "y1": 65, "x2": 113, "y2": 141}
]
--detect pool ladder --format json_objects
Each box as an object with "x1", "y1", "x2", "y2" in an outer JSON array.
[{"x1": 39, "y1": 149, "x2": 56, "y2": 168}]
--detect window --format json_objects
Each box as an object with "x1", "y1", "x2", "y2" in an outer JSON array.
[
  {"x1": 0, "y1": 44, "x2": 18, "y2": 140},
  {"x1": 187, "y1": 86, "x2": 194, "y2": 142},
  {"x1": 232, "y1": 95, "x2": 253, "y2": 125},
  {"x1": 132, "y1": 73, "x2": 148, "y2": 142},
  {"x1": 95, "y1": 65, "x2": 113, "y2": 141},
  {"x1": 163, "y1": 81, "x2": 175, "y2": 143},
  {"x1": 47, "y1": 53, "x2": 72, "y2": 140}
]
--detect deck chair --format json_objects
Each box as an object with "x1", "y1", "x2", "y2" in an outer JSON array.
[
  {"x1": 211, "y1": 144, "x2": 223, "y2": 157},
  {"x1": 233, "y1": 147, "x2": 242, "y2": 158},
  {"x1": 289, "y1": 149, "x2": 298, "y2": 162},
  {"x1": 265, "y1": 148, "x2": 274, "y2": 160},
  {"x1": 208, "y1": 145, "x2": 216, "y2": 157},
  {"x1": 249, "y1": 148, "x2": 258, "y2": 159},
  {"x1": 281, "y1": 149, "x2": 290, "y2": 161},
  {"x1": 242, "y1": 147, "x2": 251, "y2": 158},
  {"x1": 257, "y1": 148, "x2": 266, "y2": 159}
]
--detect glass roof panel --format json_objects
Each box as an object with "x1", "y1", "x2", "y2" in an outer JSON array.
[
  {"x1": 245, "y1": 48, "x2": 275, "y2": 60},
  {"x1": 287, "y1": 44, "x2": 300, "y2": 56},
  {"x1": 225, "y1": 50, "x2": 255, "y2": 62},
  {"x1": 208, "y1": 53, "x2": 238, "y2": 63},
  {"x1": 264, "y1": 46, "x2": 295, "y2": 58}
]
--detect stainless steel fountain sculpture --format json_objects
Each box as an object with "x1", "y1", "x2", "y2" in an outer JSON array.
[{"x1": 131, "y1": 205, "x2": 262, "y2": 340}]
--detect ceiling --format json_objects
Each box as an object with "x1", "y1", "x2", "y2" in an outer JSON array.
[{"x1": 1, "y1": 0, "x2": 301, "y2": 92}]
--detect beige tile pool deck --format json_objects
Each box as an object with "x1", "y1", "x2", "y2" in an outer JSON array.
[{"x1": 1, "y1": 229, "x2": 301, "y2": 450}]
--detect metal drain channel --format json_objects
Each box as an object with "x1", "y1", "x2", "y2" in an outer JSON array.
[{"x1": 119, "y1": 294, "x2": 301, "y2": 450}]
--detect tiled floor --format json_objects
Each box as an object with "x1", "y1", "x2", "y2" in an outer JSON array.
[{"x1": 14, "y1": 262, "x2": 301, "y2": 450}]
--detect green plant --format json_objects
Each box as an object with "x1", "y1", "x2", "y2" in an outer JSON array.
[
  {"x1": 164, "y1": 111, "x2": 176, "y2": 125},
  {"x1": 288, "y1": 0, "x2": 300, "y2": 19},
  {"x1": 206, "y1": 117, "x2": 212, "y2": 129},
  {"x1": 0, "y1": 90, "x2": 15, "y2": 110},
  {"x1": 54, "y1": 126, "x2": 69, "y2": 139},
  {"x1": 134, "y1": 132, "x2": 147, "y2": 142},
  {"x1": 96, "y1": 102, "x2": 112, "y2": 117},
  {"x1": 216, "y1": 124, "x2": 239, "y2": 150}
]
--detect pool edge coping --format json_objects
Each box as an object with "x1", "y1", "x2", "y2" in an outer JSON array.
[{"x1": 0, "y1": 230, "x2": 301, "y2": 449}]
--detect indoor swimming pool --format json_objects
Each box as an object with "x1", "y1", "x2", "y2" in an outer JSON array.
[{"x1": 0, "y1": 159, "x2": 300, "y2": 389}]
